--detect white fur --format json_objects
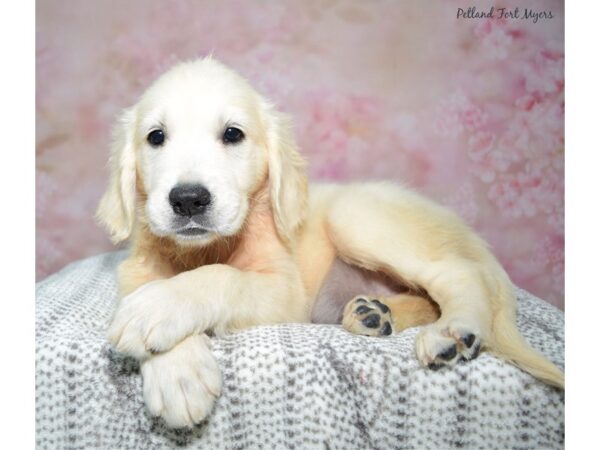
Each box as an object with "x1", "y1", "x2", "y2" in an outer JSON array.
[{"x1": 141, "y1": 334, "x2": 221, "y2": 428}]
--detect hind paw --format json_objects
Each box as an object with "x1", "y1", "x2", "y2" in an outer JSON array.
[
  {"x1": 415, "y1": 321, "x2": 482, "y2": 370},
  {"x1": 342, "y1": 296, "x2": 394, "y2": 337}
]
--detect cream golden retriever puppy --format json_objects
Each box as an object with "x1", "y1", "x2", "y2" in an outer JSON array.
[{"x1": 98, "y1": 58, "x2": 564, "y2": 428}]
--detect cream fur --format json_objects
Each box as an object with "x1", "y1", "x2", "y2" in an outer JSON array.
[{"x1": 97, "y1": 58, "x2": 564, "y2": 428}]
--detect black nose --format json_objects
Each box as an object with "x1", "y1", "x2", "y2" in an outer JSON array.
[{"x1": 168, "y1": 184, "x2": 212, "y2": 217}]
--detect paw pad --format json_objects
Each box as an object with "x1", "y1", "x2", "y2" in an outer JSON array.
[
  {"x1": 438, "y1": 345, "x2": 457, "y2": 361},
  {"x1": 461, "y1": 333, "x2": 476, "y2": 348},
  {"x1": 362, "y1": 314, "x2": 381, "y2": 328},
  {"x1": 342, "y1": 296, "x2": 394, "y2": 337},
  {"x1": 428, "y1": 362, "x2": 445, "y2": 371},
  {"x1": 415, "y1": 323, "x2": 483, "y2": 371},
  {"x1": 371, "y1": 299, "x2": 390, "y2": 313},
  {"x1": 355, "y1": 305, "x2": 374, "y2": 315}
]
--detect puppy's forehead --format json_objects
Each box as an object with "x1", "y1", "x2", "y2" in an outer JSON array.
[
  {"x1": 139, "y1": 60, "x2": 261, "y2": 122},
  {"x1": 140, "y1": 91, "x2": 254, "y2": 132}
]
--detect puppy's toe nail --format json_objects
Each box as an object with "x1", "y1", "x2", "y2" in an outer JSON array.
[
  {"x1": 362, "y1": 314, "x2": 381, "y2": 329},
  {"x1": 355, "y1": 298, "x2": 368, "y2": 304}
]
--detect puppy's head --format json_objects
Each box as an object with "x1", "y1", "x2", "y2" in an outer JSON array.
[{"x1": 96, "y1": 58, "x2": 306, "y2": 247}]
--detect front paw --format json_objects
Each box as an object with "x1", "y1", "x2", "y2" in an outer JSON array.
[
  {"x1": 141, "y1": 335, "x2": 222, "y2": 428},
  {"x1": 107, "y1": 279, "x2": 200, "y2": 359}
]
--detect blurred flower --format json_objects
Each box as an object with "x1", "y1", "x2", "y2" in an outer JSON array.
[
  {"x1": 434, "y1": 91, "x2": 488, "y2": 137},
  {"x1": 474, "y1": 18, "x2": 514, "y2": 60}
]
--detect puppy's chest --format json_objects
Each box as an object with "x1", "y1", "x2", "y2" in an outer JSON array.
[{"x1": 310, "y1": 258, "x2": 408, "y2": 324}]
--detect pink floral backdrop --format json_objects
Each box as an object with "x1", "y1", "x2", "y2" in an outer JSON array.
[{"x1": 36, "y1": 0, "x2": 565, "y2": 309}]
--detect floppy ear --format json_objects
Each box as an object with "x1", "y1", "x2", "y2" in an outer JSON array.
[
  {"x1": 96, "y1": 108, "x2": 137, "y2": 244},
  {"x1": 265, "y1": 106, "x2": 308, "y2": 244}
]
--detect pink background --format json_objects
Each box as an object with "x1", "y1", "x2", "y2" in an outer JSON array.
[{"x1": 36, "y1": 0, "x2": 565, "y2": 309}]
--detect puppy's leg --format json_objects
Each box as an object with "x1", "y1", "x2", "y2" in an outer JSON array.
[
  {"x1": 342, "y1": 293, "x2": 440, "y2": 337},
  {"x1": 340, "y1": 252, "x2": 493, "y2": 369},
  {"x1": 141, "y1": 334, "x2": 221, "y2": 428},
  {"x1": 114, "y1": 254, "x2": 222, "y2": 427},
  {"x1": 326, "y1": 184, "x2": 500, "y2": 369},
  {"x1": 108, "y1": 263, "x2": 307, "y2": 359},
  {"x1": 117, "y1": 253, "x2": 175, "y2": 296},
  {"x1": 411, "y1": 261, "x2": 493, "y2": 369},
  {"x1": 387, "y1": 294, "x2": 440, "y2": 331}
]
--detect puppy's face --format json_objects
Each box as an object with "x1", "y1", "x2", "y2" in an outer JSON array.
[
  {"x1": 97, "y1": 58, "x2": 307, "y2": 248},
  {"x1": 133, "y1": 62, "x2": 268, "y2": 246}
]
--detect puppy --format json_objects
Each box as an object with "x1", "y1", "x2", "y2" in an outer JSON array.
[{"x1": 97, "y1": 58, "x2": 564, "y2": 428}]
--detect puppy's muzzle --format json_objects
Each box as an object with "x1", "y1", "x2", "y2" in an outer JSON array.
[{"x1": 169, "y1": 184, "x2": 212, "y2": 217}]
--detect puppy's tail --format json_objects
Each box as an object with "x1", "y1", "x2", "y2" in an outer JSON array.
[{"x1": 488, "y1": 283, "x2": 564, "y2": 389}]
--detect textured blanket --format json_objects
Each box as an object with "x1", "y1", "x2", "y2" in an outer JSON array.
[{"x1": 36, "y1": 251, "x2": 565, "y2": 450}]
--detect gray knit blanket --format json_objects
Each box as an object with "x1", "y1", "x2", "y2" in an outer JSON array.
[{"x1": 36, "y1": 251, "x2": 564, "y2": 450}]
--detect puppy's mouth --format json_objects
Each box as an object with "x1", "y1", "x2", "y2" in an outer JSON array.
[
  {"x1": 175, "y1": 227, "x2": 209, "y2": 237},
  {"x1": 171, "y1": 216, "x2": 213, "y2": 239}
]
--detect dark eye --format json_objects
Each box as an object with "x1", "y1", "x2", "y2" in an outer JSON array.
[
  {"x1": 147, "y1": 129, "x2": 165, "y2": 147},
  {"x1": 222, "y1": 127, "x2": 245, "y2": 144}
]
